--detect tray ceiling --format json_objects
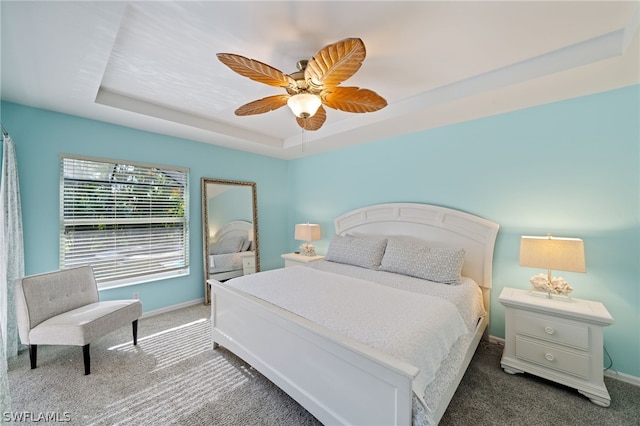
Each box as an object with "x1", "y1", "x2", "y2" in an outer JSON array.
[{"x1": 1, "y1": 1, "x2": 638, "y2": 159}]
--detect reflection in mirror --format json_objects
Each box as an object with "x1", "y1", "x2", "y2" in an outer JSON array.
[{"x1": 202, "y1": 178, "x2": 258, "y2": 304}]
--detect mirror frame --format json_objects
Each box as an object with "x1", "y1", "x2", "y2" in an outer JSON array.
[{"x1": 202, "y1": 178, "x2": 259, "y2": 305}]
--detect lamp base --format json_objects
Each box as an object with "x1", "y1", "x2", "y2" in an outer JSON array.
[
  {"x1": 529, "y1": 273, "x2": 573, "y2": 299},
  {"x1": 528, "y1": 288, "x2": 572, "y2": 301},
  {"x1": 299, "y1": 243, "x2": 316, "y2": 256}
]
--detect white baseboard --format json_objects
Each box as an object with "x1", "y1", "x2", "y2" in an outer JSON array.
[
  {"x1": 604, "y1": 369, "x2": 640, "y2": 386},
  {"x1": 488, "y1": 335, "x2": 505, "y2": 345},
  {"x1": 488, "y1": 335, "x2": 639, "y2": 387},
  {"x1": 141, "y1": 298, "x2": 204, "y2": 319}
]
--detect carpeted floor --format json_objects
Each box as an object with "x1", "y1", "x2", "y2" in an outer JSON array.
[
  {"x1": 7, "y1": 304, "x2": 319, "y2": 426},
  {"x1": 7, "y1": 304, "x2": 640, "y2": 425},
  {"x1": 439, "y1": 341, "x2": 640, "y2": 426}
]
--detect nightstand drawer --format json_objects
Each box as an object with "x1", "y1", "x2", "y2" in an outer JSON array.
[
  {"x1": 516, "y1": 336, "x2": 590, "y2": 379},
  {"x1": 515, "y1": 312, "x2": 589, "y2": 350}
]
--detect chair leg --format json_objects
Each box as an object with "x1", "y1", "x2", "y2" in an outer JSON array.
[
  {"x1": 83, "y1": 344, "x2": 90, "y2": 375},
  {"x1": 132, "y1": 319, "x2": 138, "y2": 345},
  {"x1": 29, "y1": 344, "x2": 37, "y2": 369}
]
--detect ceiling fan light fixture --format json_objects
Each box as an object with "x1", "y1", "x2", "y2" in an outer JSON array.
[
  {"x1": 217, "y1": 38, "x2": 387, "y2": 131},
  {"x1": 287, "y1": 93, "x2": 322, "y2": 119}
]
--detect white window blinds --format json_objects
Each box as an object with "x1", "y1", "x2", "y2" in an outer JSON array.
[{"x1": 60, "y1": 156, "x2": 189, "y2": 287}]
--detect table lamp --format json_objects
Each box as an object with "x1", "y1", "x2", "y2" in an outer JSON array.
[
  {"x1": 295, "y1": 223, "x2": 322, "y2": 256},
  {"x1": 519, "y1": 234, "x2": 586, "y2": 299}
]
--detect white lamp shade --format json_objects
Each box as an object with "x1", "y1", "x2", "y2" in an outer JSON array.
[
  {"x1": 520, "y1": 236, "x2": 586, "y2": 273},
  {"x1": 294, "y1": 223, "x2": 322, "y2": 241},
  {"x1": 287, "y1": 94, "x2": 322, "y2": 118}
]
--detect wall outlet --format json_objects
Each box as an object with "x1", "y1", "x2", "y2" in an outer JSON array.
[{"x1": 133, "y1": 292, "x2": 140, "y2": 300}]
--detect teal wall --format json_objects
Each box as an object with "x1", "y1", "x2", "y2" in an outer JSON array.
[
  {"x1": 287, "y1": 85, "x2": 640, "y2": 378},
  {"x1": 0, "y1": 102, "x2": 290, "y2": 312},
  {"x1": 2, "y1": 84, "x2": 638, "y2": 377}
]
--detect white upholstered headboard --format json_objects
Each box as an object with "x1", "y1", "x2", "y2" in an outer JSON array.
[{"x1": 334, "y1": 203, "x2": 499, "y2": 291}]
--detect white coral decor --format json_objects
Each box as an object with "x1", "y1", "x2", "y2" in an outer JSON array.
[
  {"x1": 299, "y1": 243, "x2": 316, "y2": 256},
  {"x1": 529, "y1": 273, "x2": 573, "y2": 295}
]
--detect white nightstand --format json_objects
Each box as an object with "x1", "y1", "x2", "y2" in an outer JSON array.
[
  {"x1": 499, "y1": 287, "x2": 614, "y2": 407},
  {"x1": 240, "y1": 251, "x2": 256, "y2": 275},
  {"x1": 281, "y1": 252, "x2": 324, "y2": 268}
]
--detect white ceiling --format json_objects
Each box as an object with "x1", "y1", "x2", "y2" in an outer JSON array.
[{"x1": 1, "y1": 1, "x2": 638, "y2": 159}]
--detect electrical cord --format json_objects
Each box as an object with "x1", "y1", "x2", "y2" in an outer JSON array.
[{"x1": 603, "y1": 345, "x2": 614, "y2": 372}]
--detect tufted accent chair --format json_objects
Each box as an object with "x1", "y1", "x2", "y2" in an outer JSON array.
[{"x1": 14, "y1": 266, "x2": 142, "y2": 375}]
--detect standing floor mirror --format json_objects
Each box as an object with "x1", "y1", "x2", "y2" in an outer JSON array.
[{"x1": 202, "y1": 178, "x2": 259, "y2": 305}]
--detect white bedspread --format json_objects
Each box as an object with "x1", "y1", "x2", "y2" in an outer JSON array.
[
  {"x1": 310, "y1": 260, "x2": 486, "y2": 332},
  {"x1": 209, "y1": 251, "x2": 245, "y2": 274},
  {"x1": 225, "y1": 266, "x2": 469, "y2": 400}
]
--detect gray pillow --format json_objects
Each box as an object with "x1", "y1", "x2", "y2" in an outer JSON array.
[
  {"x1": 210, "y1": 236, "x2": 245, "y2": 255},
  {"x1": 325, "y1": 234, "x2": 388, "y2": 270},
  {"x1": 380, "y1": 238, "x2": 465, "y2": 284},
  {"x1": 240, "y1": 238, "x2": 251, "y2": 252}
]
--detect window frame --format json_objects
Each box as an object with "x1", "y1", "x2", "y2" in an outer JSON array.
[{"x1": 59, "y1": 154, "x2": 190, "y2": 290}]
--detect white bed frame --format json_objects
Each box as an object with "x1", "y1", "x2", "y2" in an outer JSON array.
[{"x1": 210, "y1": 203, "x2": 499, "y2": 425}]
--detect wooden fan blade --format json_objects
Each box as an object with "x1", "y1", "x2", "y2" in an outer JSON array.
[
  {"x1": 217, "y1": 53, "x2": 296, "y2": 89},
  {"x1": 296, "y1": 106, "x2": 327, "y2": 131},
  {"x1": 304, "y1": 38, "x2": 366, "y2": 88},
  {"x1": 322, "y1": 87, "x2": 387, "y2": 113},
  {"x1": 235, "y1": 95, "x2": 290, "y2": 116}
]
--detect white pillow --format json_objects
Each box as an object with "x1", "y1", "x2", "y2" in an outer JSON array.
[
  {"x1": 325, "y1": 234, "x2": 387, "y2": 270},
  {"x1": 380, "y1": 238, "x2": 465, "y2": 284}
]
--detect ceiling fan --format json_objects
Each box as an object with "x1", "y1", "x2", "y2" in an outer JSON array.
[{"x1": 217, "y1": 38, "x2": 387, "y2": 131}]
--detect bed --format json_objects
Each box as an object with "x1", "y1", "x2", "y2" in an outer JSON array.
[
  {"x1": 209, "y1": 203, "x2": 499, "y2": 425},
  {"x1": 207, "y1": 220, "x2": 254, "y2": 281}
]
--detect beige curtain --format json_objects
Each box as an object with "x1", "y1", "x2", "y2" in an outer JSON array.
[{"x1": 0, "y1": 327, "x2": 10, "y2": 419}]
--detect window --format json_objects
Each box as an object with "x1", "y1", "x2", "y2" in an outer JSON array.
[{"x1": 60, "y1": 155, "x2": 189, "y2": 289}]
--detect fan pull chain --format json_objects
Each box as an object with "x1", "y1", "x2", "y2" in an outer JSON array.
[{"x1": 301, "y1": 128, "x2": 306, "y2": 153}]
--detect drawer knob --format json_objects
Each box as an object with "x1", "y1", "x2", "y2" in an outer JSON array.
[
  {"x1": 545, "y1": 353, "x2": 555, "y2": 362},
  {"x1": 544, "y1": 326, "x2": 555, "y2": 335}
]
